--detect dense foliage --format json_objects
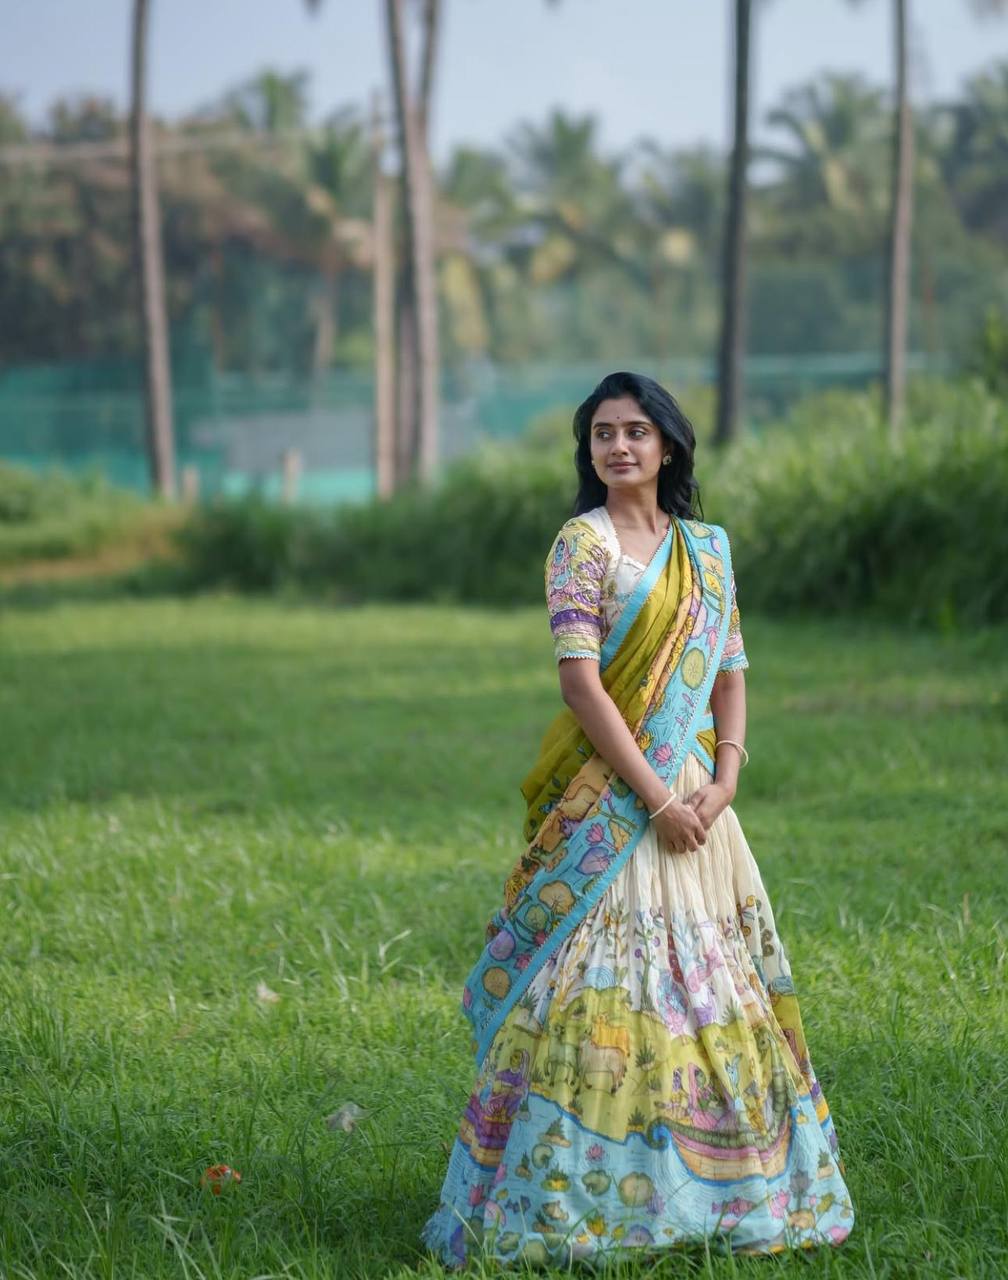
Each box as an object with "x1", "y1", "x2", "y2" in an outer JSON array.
[
  {"x1": 1, "y1": 61, "x2": 1007, "y2": 373},
  {"x1": 173, "y1": 380, "x2": 1008, "y2": 627},
  {"x1": 0, "y1": 462, "x2": 147, "y2": 565},
  {"x1": 707, "y1": 380, "x2": 1008, "y2": 627}
]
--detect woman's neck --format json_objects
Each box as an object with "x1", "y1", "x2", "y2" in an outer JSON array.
[{"x1": 605, "y1": 494, "x2": 668, "y2": 533}]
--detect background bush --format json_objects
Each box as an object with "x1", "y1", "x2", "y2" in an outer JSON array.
[
  {"x1": 707, "y1": 378, "x2": 1008, "y2": 626},
  {"x1": 175, "y1": 377, "x2": 1008, "y2": 626},
  {"x1": 0, "y1": 463, "x2": 149, "y2": 565}
]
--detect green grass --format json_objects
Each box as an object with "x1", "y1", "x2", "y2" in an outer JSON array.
[{"x1": 0, "y1": 597, "x2": 1006, "y2": 1279}]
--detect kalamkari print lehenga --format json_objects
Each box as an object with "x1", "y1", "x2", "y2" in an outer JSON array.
[{"x1": 422, "y1": 507, "x2": 854, "y2": 1268}]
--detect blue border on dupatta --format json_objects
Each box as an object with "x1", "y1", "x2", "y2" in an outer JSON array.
[{"x1": 463, "y1": 519, "x2": 734, "y2": 1064}]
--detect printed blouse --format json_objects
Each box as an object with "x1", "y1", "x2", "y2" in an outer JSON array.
[{"x1": 544, "y1": 505, "x2": 748, "y2": 672}]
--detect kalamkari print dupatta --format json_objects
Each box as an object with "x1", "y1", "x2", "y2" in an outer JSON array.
[{"x1": 462, "y1": 517, "x2": 733, "y2": 1065}]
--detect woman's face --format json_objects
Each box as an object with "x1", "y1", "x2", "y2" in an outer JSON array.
[{"x1": 589, "y1": 395, "x2": 666, "y2": 492}]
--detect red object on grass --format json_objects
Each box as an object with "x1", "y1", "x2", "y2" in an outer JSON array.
[{"x1": 200, "y1": 1164, "x2": 242, "y2": 1194}]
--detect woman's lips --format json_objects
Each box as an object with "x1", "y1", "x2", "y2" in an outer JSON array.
[{"x1": 609, "y1": 462, "x2": 635, "y2": 469}]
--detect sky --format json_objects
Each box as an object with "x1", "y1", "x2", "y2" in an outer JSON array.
[{"x1": 5, "y1": 0, "x2": 1008, "y2": 160}]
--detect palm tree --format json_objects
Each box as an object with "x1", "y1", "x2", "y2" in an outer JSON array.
[
  {"x1": 883, "y1": 0, "x2": 913, "y2": 443},
  {"x1": 384, "y1": 0, "x2": 441, "y2": 485},
  {"x1": 714, "y1": 0, "x2": 752, "y2": 447},
  {"x1": 851, "y1": 0, "x2": 1007, "y2": 440},
  {"x1": 129, "y1": 0, "x2": 176, "y2": 497},
  {"x1": 370, "y1": 94, "x2": 396, "y2": 498},
  {"x1": 508, "y1": 110, "x2": 647, "y2": 287},
  {"x1": 216, "y1": 69, "x2": 311, "y2": 134},
  {"x1": 759, "y1": 75, "x2": 890, "y2": 222},
  {"x1": 937, "y1": 60, "x2": 1008, "y2": 240}
]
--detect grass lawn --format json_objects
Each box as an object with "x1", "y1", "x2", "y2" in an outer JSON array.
[{"x1": 0, "y1": 596, "x2": 1006, "y2": 1279}]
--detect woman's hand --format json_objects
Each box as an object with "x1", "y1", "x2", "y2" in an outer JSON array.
[
  {"x1": 685, "y1": 781, "x2": 735, "y2": 831},
  {"x1": 652, "y1": 796, "x2": 708, "y2": 854}
]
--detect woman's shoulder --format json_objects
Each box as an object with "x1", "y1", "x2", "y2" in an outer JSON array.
[
  {"x1": 546, "y1": 506, "x2": 616, "y2": 569},
  {"x1": 555, "y1": 505, "x2": 610, "y2": 540}
]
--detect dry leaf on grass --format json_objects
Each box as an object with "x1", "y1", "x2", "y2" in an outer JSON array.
[{"x1": 326, "y1": 1102, "x2": 368, "y2": 1132}]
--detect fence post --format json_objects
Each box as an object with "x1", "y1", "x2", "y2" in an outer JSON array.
[
  {"x1": 180, "y1": 465, "x2": 200, "y2": 504},
  {"x1": 281, "y1": 448, "x2": 302, "y2": 505}
]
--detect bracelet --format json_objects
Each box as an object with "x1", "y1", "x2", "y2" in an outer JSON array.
[
  {"x1": 715, "y1": 738, "x2": 749, "y2": 767},
  {"x1": 648, "y1": 792, "x2": 677, "y2": 819}
]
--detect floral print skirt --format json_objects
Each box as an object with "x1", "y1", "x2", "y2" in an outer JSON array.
[{"x1": 422, "y1": 752, "x2": 855, "y2": 1267}]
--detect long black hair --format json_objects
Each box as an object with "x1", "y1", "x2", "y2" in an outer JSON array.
[{"x1": 570, "y1": 371, "x2": 703, "y2": 520}]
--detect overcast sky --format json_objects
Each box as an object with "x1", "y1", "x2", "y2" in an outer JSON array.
[{"x1": 6, "y1": 0, "x2": 1008, "y2": 159}]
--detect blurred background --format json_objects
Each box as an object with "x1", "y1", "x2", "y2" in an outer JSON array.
[
  {"x1": 1, "y1": 0, "x2": 1006, "y2": 619},
  {"x1": 3, "y1": 12, "x2": 1008, "y2": 1275}
]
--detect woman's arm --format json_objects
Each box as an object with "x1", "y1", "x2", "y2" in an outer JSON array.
[
  {"x1": 557, "y1": 659, "x2": 707, "y2": 852},
  {"x1": 684, "y1": 668, "x2": 747, "y2": 828}
]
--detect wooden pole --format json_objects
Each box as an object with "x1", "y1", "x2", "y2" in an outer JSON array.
[
  {"x1": 180, "y1": 464, "x2": 200, "y2": 503},
  {"x1": 281, "y1": 448, "x2": 302, "y2": 504}
]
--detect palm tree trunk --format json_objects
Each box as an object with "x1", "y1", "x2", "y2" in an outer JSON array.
[
  {"x1": 384, "y1": 0, "x2": 439, "y2": 483},
  {"x1": 129, "y1": 0, "x2": 176, "y2": 498},
  {"x1": 396, "y1": 285, "x2": 419, "y2": 483},
  {"x1": 418, "y1": 0, "x2": 441, "y2": 135},
  {"x1": 714, "y1": 0, "x2": 752, "y2": 448},
  {"x1": 371, "y1": 95, "x2": 396, "y2": 499},
  {"x1": 885, "y1": 0, "x2": 913, "y2": 445}
]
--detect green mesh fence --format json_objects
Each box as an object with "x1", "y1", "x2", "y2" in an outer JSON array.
[{"x1": 0, "y1": 351, "x2": 950, "y2": 504}]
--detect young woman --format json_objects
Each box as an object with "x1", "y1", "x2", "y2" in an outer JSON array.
[{"x1": 422, "y1": 372, "x2": 854, "y2": 1267}]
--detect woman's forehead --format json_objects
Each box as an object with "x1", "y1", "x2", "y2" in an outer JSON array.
[{"x1": 591, "y1": 396, "x2": 652, "y2": 425}]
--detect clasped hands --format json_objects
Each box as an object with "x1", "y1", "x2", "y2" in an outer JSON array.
[{"x1": 651, "y1": 781, "x2": 735, "y2": 855}]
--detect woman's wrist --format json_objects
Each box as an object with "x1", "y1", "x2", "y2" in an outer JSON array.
[
  {"x1": 646, "y1": 792, "x2": 675, "y2": 818},
  {"x1": 637, "y1": 768, "x2": 670, "y2": 808},
  {"x1": 643, "y1": 777, "x2": 677, "y2": 815},
  {"x1": 713, "y1": 740, "x2": 744, "y2": 795},
  {"x1": 715, "y1": 776, "x2": 737, "y2": 800}
]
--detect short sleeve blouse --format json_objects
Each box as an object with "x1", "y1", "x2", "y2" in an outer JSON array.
[
  {"x1": 543, "y1": 506, "x2": 748, "y2": 673},
  {"x1": 543, "y1": 516, "x2": 610, "y2": 663}
]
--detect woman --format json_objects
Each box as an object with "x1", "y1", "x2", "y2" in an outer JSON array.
[{"x1": 422, "y1": 372, "x2": 854, "y2": 1267}]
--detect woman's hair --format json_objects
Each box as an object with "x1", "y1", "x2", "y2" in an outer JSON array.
[{"x1": 570, "y1": 370, "x2": 703, "y2": 519}]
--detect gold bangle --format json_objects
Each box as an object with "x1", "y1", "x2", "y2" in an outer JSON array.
[{"x1": 715, "y1": 738, "x2": 749, "y2": 767}]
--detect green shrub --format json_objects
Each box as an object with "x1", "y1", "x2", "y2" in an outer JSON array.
[
  {"x1": 966, "y1": 306, "x2": 1008, "y2": 397},
  {"x1": 172, "y1": 497, "x2": 318, "y2": 592},
  {"x1": 175, "y1": 379, "x2": 1008, "y2": 626},
  {"x1": 0, "y1": 463, "x2": 147, "y2": 565},
  {"x1": 176, "y1": 444, "x2": 575, "y2": 603},
  {"x1": 704, "y1": 381, "x2": 1008, "y2": 626}
]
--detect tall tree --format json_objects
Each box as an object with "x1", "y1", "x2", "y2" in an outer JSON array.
[
  {"x1": 384, "y1": 0, "x2": 441, "y2": 485},
  {"x1": 760, "y1": 75, "x2": 890, "y2": 222},
  {"x1": 714, "y1": 0, "x2": 752, "y2": 447},
  {"x1": 937, "y1": 60, "x2": 1008, "y2": 240},
  {"x1": 884, "y1": 0, "x2": 913, "y2": 443},
  {"x1": 848, "y1": 0, "x2": 1007, "y2": 439},
  {"x1": 130, "y1": 0, "x2": 176, "y2": 497},
  {"x1": 371, "y1": 94, "x2": 396, "y2": 498}
]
